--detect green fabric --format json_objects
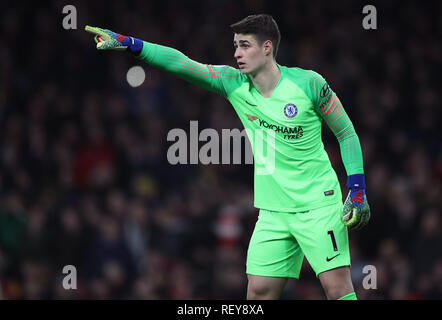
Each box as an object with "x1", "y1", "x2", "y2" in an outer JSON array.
[
  {"x1": 338, "y1": 292, "x2": 358, "y2": 300},
  {"x1": 137, "y1": 42, "x2": 365, "y2": 211},
  {"x1": 247, "y1": 202, "x2": 350, "y2": 279},
  {"x1": 137, "y1": 41, "x2": 241, "y2": 97},
  {"x1": 284, "y1": 70, "x2": 364, "y2": 176}
]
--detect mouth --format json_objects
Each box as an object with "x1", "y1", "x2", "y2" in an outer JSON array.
[{"x1": 237, "y1": 62, "x2": 246, "y2": 69}]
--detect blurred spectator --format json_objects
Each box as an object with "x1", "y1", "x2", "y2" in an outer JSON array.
[{"x1": 0, "y1": 0, "x2": 440, "y2": 299}]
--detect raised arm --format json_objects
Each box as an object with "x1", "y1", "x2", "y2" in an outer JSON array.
[
  {"x1": 85, "y1": 25, "x2": 237, "y2": 97},
  {"x1": 137, "y1": 41, "x2": 235, "y2": 97}
]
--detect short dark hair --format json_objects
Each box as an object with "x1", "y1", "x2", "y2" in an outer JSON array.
[{"x1": 230, "y1": 14, "x2": 281, "y2": 59}]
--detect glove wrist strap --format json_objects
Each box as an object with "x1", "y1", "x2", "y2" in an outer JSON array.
[
  {"x1": 347, "y1": 174, "x2": 366, "y2": 189},
  {"x1": 122, "y1": 37, "x2": 143, "y2": 55}
]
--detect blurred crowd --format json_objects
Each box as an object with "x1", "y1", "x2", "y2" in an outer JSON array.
[{"x1": 0, "y1": 0, "x2": 440, "y2": 299}]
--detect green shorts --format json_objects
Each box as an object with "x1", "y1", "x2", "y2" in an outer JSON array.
[{"x1": 246, "y1": 202, "x2": 350, "y2": 279}]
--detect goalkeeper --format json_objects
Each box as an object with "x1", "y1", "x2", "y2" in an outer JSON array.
[{"x1": 85, "y1": 14, "x2": 370, "y2": 300}]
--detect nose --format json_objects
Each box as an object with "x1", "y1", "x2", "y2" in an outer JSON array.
[{"x1": 234, "y1": 48, "x2": 242, "y2": 60}]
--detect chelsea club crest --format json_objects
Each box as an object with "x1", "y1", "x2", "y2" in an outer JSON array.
[{"x1": 284, "y1": 103, "x2": 298, "y2": 118}]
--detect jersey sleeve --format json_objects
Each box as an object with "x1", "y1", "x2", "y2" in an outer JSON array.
[
  {"x1": 309, "y1": 71, "x2": 364, "y2": 175},
  {"x1": 136, "y1": 41, "x2": 240, "y2": 98}
]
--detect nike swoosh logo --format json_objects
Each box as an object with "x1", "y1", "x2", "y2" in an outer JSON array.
[
  {"x1": 326, "y1": 254, "x2": 340, "y2": 262},
  {"x1": 245, "y1": 100, "x2": 258, "y2": 107}
]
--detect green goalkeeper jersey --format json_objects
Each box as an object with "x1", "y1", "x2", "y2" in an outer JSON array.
[{"x1": 137, "y1": 41, "x2": 364, "y2": 211}]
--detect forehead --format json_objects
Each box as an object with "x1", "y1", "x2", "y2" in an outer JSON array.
[{"x1": 233, "y1": 33, "x2": 258, "y2": 44}]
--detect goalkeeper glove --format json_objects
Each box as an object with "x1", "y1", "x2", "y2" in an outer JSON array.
[
  {"x1": 85, "y1": 25, "x2": 143, "y2": 54},
  {"x1": 342, "y1": 174, "x2": 371, "y2": 230}
]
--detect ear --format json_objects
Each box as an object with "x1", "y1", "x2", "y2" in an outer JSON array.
[{"x1": 263, "y1": 40, "x2": 273, "y2": 56}]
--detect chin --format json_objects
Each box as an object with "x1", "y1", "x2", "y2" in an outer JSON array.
[{"x1": 239, "y1": 67, "x2": 252, "y2": 75}]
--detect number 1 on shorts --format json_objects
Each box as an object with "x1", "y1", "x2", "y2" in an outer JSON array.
[{"x1": 327, "y1": 230, "x2": 338, "y2": 252}]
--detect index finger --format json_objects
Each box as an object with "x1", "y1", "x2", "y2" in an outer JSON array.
[{"x1": 85, "y1": 25, "x2": 106, "y2": 37}]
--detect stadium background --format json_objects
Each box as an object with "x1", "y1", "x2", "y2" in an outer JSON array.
[{"x1": 0, "y1": 0, "x2": 440, "y2": 299}]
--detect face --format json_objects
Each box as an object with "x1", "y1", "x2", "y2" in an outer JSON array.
[{"x1": 233, "y1": 33, "x2": 272, "y2": 75}]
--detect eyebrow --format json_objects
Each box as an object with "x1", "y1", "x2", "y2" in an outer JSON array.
[{"x1": 233, "y1": 40, "x2": 251, "y2": 45}]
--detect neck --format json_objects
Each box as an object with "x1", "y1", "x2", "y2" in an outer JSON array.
[{"x1": 249, "y1": 60, "x2": 281, "y2": 98}]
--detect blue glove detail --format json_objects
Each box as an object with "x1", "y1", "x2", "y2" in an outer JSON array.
[
  {"x1": 346, "y1": 174, "x2": 366, "y2": 189},
  {"x1": 120, "y1": 36, "x2": 143, "y2": 55},
  {"x1": 85, "y1": 26, "x2": 143, "y2": 54},
  {"x1": 342, "y1": 174, "x2": 371, "y2": 230}
]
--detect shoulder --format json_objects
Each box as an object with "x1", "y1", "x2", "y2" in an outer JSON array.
[
  {"x1": 284, "y1": 66, "x2": 326, "y2": 86},
  {"x1": 205, "y1": 64, "x2": 246, "y2": 82},
  {"x1": 211, "y1": 65, "x2": 248, "y2": 96},
  {"x1": 206, "y1": 64, "x2": 242, "y2": 76},
  {"x1": 286, "y1": 66, "x2": 331, "y2": 96}
]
